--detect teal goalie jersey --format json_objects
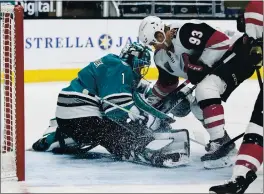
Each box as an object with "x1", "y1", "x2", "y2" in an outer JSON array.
[{"x1": 56, "y1": 54, "x2": 137, "y2": 120}]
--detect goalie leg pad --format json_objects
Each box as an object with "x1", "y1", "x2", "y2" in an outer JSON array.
[{"x1": 145, "y1": 129, "x2": 191, "y2": 168}]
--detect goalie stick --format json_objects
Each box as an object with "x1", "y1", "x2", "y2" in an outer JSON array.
[{"x1": 256, "y1": 66, "x2": 263, "y2": 90}]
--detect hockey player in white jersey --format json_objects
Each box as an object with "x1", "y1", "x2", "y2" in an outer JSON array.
[
  {"x1": 210, "y1": 0, "x2": 263, "y2": 193},
  {"x1": 32, "y1": 42, "x2": 191, "y2": 168},
  {"x1": 138, "y1": 15, "x2": 261, "y2": 169}
]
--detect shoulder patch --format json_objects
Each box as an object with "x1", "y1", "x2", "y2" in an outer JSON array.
[{"x1": 93, "y1": 59, "x2": 103, "y2": 68}]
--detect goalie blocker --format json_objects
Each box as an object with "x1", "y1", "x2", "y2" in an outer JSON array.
[{"x1": 32, "y1": 116, "x2": 191, "y2": 168}]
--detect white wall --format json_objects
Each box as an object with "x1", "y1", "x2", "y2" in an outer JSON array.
[{"x1": 24, "y1": 19, "x2": 238, "y2": 70}]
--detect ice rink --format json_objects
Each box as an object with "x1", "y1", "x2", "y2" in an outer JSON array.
[{"x1": 1, "y1": 80, "x2": 263, "y2": 193}]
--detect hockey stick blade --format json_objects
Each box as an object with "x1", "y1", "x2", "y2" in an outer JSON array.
[
  {"x1": 218, "y1": 132, "x2": 245, "y2": 152},
  {"x1": 97, "y1": 96, "x2": 146, "y2": 120}
]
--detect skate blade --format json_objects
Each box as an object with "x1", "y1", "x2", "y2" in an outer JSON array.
[
  {"x1": 163, "y1": 155, "x2": 190, "y2": 168},
  {"x1": 203, "y1": 149, "x2": 237, "y2": 169}
]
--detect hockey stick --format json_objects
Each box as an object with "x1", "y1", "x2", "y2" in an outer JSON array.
[
  {"x1": 98, "y1": 97, "x2": 146, "y2": 120},
  {"x1": 256, "y1": 67, "x2": 263, "y2": 90},
  {"x1": 218, "y1": 132, "x2": 245, "y2": 153},
  {"x1": 156, "y1": 81, "x2": 196, "y2": 114}
]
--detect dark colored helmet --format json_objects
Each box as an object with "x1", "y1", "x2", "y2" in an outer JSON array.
[{"x1": 120, "y1": 42, "x2": 151, "y2": 78}]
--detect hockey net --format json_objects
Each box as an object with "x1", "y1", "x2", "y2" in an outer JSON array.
[{"x1": 1, "y1": 4, "x2": 24, "y2": 181}]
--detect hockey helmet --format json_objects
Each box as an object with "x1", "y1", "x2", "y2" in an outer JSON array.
[
  {"x1": 120, "y1": 42, "x2": 151, "y2": 78},
  {"x1": 138, "y1": 16, "x2": 166, "y2": 46}
]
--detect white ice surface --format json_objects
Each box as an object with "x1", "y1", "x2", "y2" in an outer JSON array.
[{"x1": 1, "y1": 80, "x2": 263, "y2": 193}]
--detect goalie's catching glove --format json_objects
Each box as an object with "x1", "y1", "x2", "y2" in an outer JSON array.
[{"x1": 128, "y1": 105, "x2": 145, "y2": 121}]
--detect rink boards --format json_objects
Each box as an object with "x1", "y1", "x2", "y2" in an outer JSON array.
[{"x1": 1, "y1": 19, "x2": 262, "y2": 83}]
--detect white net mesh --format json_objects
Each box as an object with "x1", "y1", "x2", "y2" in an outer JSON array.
[{"x1": 1, "y1": 4, "x2": 18, "y2": 181}]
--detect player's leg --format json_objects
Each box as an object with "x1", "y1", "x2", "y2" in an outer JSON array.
[
  {"x1": 31, "y1": 118, "x2": 71, "y2": 151},
  {"x1": 54, "y1": 116, "x2": 110, "y2": 153},
  {"x1": 195, "y1": 74, "x2": 236, "y2": 169},
  {"x1": 209, "y1": 88, "x2": 263, "y2": 194},
  {"x1": 233, "y1": 88, "x2": 263, "y2": 178},
  {"x1": 98, "y1": 118, "x2": 155, "y2": 160},
  {"x1": 195, "y1": 32, "x2": 262, "y2": 169},
  {"x1": 32, "y1": 116, "x2": 104, "y2": 153}
]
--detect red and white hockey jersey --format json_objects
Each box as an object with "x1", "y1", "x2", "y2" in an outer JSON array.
[
  {"x1": 153, "y1": 20, "x2": 237, "y2": 98},
  {"x1": 244, "y1": 0, "x2": 263, "y2": 39}
]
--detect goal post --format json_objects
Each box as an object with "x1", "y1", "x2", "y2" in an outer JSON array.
[{"x1": 1, "y1": 4, "x2": 25, "y2": 181}]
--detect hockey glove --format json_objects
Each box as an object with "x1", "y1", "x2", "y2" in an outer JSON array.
[
  {"x1": 182, "y1": 53, "x2": 212, "y2": 85},
  {"x1": 248, "y1": 37, "x2": 263, "y2": 69},
  {"x1": 136, "y1": 79, "x2": 152, "y2": 96},
  {"x1": 169, "y1": 86, "x2": 194, "y2": 118},
  {"x1": 146, "y1": 89, "x2": 163, "y2": 107}
]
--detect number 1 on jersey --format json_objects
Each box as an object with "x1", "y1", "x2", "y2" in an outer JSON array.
[{"x1": 122, "y1": 73, "x2": 125, "y2": 84}]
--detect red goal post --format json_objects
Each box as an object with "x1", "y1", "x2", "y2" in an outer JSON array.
[{"x1": 1, "y1": 4, "x2": 25, "y2": 181}]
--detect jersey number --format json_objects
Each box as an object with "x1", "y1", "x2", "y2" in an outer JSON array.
[
  {"x1": 122, "y1": 73, "x2": 125, "y2": 84},
  {"x1": 189, "y1": 30, "x2": 203, "y2": 45}
]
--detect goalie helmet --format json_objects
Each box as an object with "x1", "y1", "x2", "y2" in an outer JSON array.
[{"x1": 120, "y1": 42, "x2": 151, "y2": 79}]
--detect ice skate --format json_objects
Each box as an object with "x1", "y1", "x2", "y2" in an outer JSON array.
[
  {"x1": 201, "y1": 131, "x2": 237, "y2": 169},
  {"x1": 209, "y1": 170, "x2": 257, "y2": 194}
]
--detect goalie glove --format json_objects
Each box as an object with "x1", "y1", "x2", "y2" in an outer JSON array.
[
  {"x1": 136, "y1": 79, "x2": 152, "y2": 96},
  {"x1": 146, "y1": 90, "x2": 163, "y2": 107},
  {"x1": 128, "y1": 105, "x2": 145, "y2": 121}
]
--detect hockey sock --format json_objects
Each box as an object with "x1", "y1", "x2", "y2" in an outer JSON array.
[
  {"x1": 203, "y1": 104, "x2": 225, "y2": 141},
  {"x1": 233, "y1": 90, "x2": 263, "y2": 178},
  {"x1": 233, "y1": 122, "x2": 263, "y2": 178}
]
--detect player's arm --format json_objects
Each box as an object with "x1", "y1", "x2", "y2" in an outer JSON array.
[
  {"x1": 243, "y1": 1, "x2": 263, "y2": 69},
  {"x1": 244, "y1": 1, "x2": 263, "y2": 39},
  {"x1": 224, "y1": 0, "x2": 263, "y2": 39}
]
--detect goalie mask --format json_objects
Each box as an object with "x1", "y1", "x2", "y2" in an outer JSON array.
[{"x1": 120, "y1": 42, "x2": 151, "y2": 79}]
